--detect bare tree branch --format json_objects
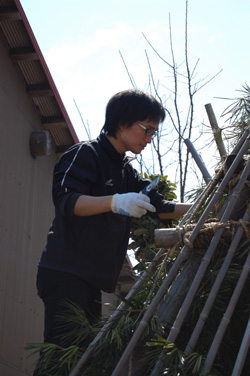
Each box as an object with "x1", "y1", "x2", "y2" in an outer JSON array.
[
  {"x1": 73, "y1": 99, "x2": 91, "y2": 140},
  {"x1": 119, "y1": 50, "x2": 137, "y2": 88}
]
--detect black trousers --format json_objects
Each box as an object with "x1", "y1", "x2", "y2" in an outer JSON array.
[
  {"x1": 36, "y1": 267, "x2": 102, "y2": 345},
  {"x1": 33, "y1": 268, "x2": 102, "y2": 375}
]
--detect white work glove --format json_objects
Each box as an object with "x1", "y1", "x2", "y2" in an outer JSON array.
[{"x1": 111, "y1": 192, "x2": 156, "y2": 218}]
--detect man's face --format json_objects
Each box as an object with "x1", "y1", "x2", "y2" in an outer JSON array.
[{"x1": 118, "y1": 119, "x2": 159, "y2": 154}]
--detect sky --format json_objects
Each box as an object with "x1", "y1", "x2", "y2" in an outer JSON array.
[{"x1": 19, "y1": 0, "x2": 250, "y2": 138}]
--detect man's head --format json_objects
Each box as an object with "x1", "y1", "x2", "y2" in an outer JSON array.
[{"x1": 102, "y1": 89, "x2": 166, "y2": 137}]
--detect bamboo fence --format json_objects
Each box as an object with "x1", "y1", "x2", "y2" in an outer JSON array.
[{"x1": 70, "y1": 126, "x2": 250, "y2": 376}]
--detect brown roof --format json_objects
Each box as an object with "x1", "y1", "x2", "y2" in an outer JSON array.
[{"x1": 0, "y1": 0, "x2": 79, "y2": 153}]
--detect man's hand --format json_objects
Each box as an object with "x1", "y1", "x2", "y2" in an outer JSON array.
[{"x1": 111, "y1": 192, "x2": 156, "y2": 218}]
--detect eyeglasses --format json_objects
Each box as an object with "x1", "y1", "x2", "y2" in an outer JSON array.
[{"x1": 136, "y1": 122, "x2": 158, "y2": 138}]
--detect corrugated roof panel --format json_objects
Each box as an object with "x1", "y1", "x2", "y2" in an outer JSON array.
[
  {"x1": 0, "y1": 0, "x2": 78, "y2": 149},
  {"x1": 18, "y1": 60, "x2": 47, "y2": 85},
  {"x1": 33, "y1": 96, "x2": 61, "y2": 117},
  {"x1": 0, "y1": 19, "x2": 31, "y2": 48},
  {"x1": 50, "y1": 127, "x2": 73, "y2": 147},
  {"x1": 0, "y1": 0, "x2": 14, "y2": 5}
]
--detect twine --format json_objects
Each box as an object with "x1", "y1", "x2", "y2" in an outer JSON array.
[{"x1": 176, "y1": 219, "x2": 250, "y2": 250}]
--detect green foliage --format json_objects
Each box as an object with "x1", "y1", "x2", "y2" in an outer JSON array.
[
  {"x1": 28, "y1": 236, "x2": 250, "y2": 375},
  {"x1": 223, "y1": 83, "x2": 250, "y2": 125},
  {"x1": 143, "y1": 173, "x2": 178, "y2": 202},
  {"x1": 161, "y1": 239, "x2": 250, "y2": 376},
  {"x1": 145, "y1": 337, "x2": 220, "y2": 375},
  {"x1": 130, "y1": 174, "x2": 177, "y2": 271},
  {"x1": 27, "y1": 301, "x2": 99, "y2": 375},
  {"x1": 28, "y1": 299, "x2": 162, "y2": 375},
  {"x1": 222, "y1": 83, "x2": 250, "y2": 148},
  {"x1": 28, "y1": 342, "x2": 81, "y2": 376}
]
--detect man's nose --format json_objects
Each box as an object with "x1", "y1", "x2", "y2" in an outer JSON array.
[{"x1": 145, "y1": 135, "x2": 152, "y2": 143}]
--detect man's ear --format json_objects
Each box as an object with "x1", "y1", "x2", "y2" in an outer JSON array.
[
  {"x1": 120, "y1": 122, "x2": 130, "y2": 130},
  {"x1": 118, "y1": 123, "x2": 126, "y2": 132}
]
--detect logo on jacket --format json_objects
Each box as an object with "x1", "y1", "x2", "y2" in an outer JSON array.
[{"x1": 105, "y1": 179, "x2": 113, "y2": 186}]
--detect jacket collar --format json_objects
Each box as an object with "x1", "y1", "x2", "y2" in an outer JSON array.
[{"x1": 98, "y1": 133, "x2": 130, "y2": 167}]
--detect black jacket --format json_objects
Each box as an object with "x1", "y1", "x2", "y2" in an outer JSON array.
[{"x1": 39, "y1": 133, "x2": 175, "y2": 292}]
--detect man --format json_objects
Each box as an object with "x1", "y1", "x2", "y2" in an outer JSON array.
[{"x1": 36, "y1": 89, "x2": 191, "y2": 350}]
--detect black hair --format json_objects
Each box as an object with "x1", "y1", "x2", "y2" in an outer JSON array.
[{"x1": 101, "y1": 89, "x2": 166, "y2": 137}]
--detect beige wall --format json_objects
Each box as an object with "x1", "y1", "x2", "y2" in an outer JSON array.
[
  {"x1": 0, "y1": 34, "x2": 58, "y2": 375},
  {"x1": 0, "y1": 28, "x2": 136, "y2": 375}
]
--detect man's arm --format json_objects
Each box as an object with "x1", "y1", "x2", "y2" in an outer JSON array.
[
  {"x1": 73, "y1": 193, "x2": 156, "y2": 218},
  {"x1": 158, "y1": 203, "x2": 192, "y2": 219},
  {"x1": 74, "y1": 196, "x2": 192, "y2": 218},
  {"x1": 73, "y1": 195, "x2": 113, "y2": 216}
]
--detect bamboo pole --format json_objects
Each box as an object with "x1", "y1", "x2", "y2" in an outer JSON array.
[
  {"x1": 182, "y1": 124, "x2": 250, "y2": 225},
  {"x1": 184, "y1": 138, "x2": 211, "y2": 183},
  {"x1": 233, "y1": 125, "x2": 250, "y2": 154},
  {"x1": 203, "y1": 246, "x2": 250, "y2": 373},
  {"x1": 232, "y1": 315, "x2": 250, "y2": 376},
  {"x1": 156, "y1": 252, "x2": 202, "y2": 326},
  {"x1": 150, "y1": 140, "x2": 250, "y2": 376},
  {"x1": 169, "y1": 139, "x2": 250, "y2": 345},
  {"x1": 184, "y1": 206, "x2": 250, "y2": 355},
  {"x1": 70, "y1": 161, "x2": 218, "y2": 376},
  {"x1": 154, "y1": 228, "x2": 181, "y2": 248},
  {"x1": 70, "y1": 196, "x2": 202, "y2": 375},
  {"x1": 112, "y1": 132, "x2": 250, "y2": 376},
  {"x1": 71, "y1": 126, "x2": 250, "y2": 376},
  {"x1": 69, "y1": 247, "x2": 167, "y2": 376},
  {"x1": 205, "y1": 103, "x2": 227, "y2": 158},
  {"x1": 155, "y1": 225, "x2": 233, "y2": 249}
]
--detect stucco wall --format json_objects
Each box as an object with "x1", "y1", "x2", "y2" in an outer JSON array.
[{"x1": 0, "y1": 33, "x2": 58, "y2": 375}]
